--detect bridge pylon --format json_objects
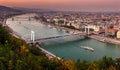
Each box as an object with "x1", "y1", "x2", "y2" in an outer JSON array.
[{"x1": 31, "y1": 31, "x2": 35, "y2": 43}]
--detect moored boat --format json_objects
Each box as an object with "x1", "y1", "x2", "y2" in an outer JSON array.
[{"x1": 100, "y1": 39, "x2": 105, "y2": 43}]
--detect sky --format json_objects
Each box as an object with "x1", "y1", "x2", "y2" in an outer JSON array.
[{"x1": 0, "y1": 0, "x2": 120, "y2": 12}]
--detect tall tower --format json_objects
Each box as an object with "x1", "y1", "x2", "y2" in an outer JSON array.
[{"x1": 31, "y1": 31, "x2": 35, "y2": 43}]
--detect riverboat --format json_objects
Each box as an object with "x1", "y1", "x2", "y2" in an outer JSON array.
[{"x1": 83, "y1": 46, "x2": 94, "y2": 52}]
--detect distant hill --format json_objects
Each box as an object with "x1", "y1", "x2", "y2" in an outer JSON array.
[
  {"x1": 13, "y1": 7, "x2": 44, "y2": 12},
  {"x1": 13, "y1": 7, "x2": 57, "y2": 13},
  {"x1": 0, "y1": 5, "x2": 22, "y2": 12},
  {"x1": 0, "y1": 5, "x2": 58, "y2": 13}
]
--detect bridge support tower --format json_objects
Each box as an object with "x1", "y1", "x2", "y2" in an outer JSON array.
[
  {"x1": 85, "y1": 26, "x2": 90, "y2": 34},
  {"x1": 31, "y1": 31, "x2": 35, "y2": 43}
]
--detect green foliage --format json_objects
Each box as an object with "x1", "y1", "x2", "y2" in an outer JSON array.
[
  {"x1": 76, "y1": 59, "x2": 90, "y2": 70},
  {"x1": 58, "y1": 20, "x2": 64, "y2": 25},
  {"x1": 0, "y1": 60, "x2": 6, "y2": 70},
  {"x1": 29, "y1": 46, "x2": 45, "y2": 56},
  {"x1": 87, "y1": 61, "x2": 99, "y2": 70},
  {"x1": 39, "y1": 57, "x2": 62, "y2": 70},
  {"x1": 0, "y1": 25, "x2": 10, "y2": 44},
  {"x1": 99, "y1": 56, "x2": 115, "y2": 70},
  {"x1": 115, "y1": 58, "x2": 120, "y2": 70},
  {"x1": 61, "y1": 59, "x2": 76, "y2": 70},
  {"x1": 76, "y1": 59, "x2": 81, "y2": 69},
  {"x1": 15, "y1": 60, "x2": 28, "y2": 70}
]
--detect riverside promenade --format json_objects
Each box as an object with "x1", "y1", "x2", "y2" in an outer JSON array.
[
  {"x1": 49, "y1": 23, "x2": 120, "y2": 45},
  {"x1": 88, "y1": 35, "x2": 120, "y2": 45},
  {"x1": 47, "y1": 23, "x2": 120, "y2": 45},
  {"x1": 36, "y1": 45, "x2": 61, "y2": 60}
]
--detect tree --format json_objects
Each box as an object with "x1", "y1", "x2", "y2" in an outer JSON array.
[
  {"x1": 80, "y1": 60, "x2": 90, "y2": 70},
  {"x1": 0, "y1": 25, "x2": 10, "y2": 44},
  {"x1": 87, "y1": 61, "x2": 99, "y2": 70},
  {"x1": 76, "y1": 59, "x2": 81, "y2": 70},
  {"x1": 0, "y1": 61, "x2": 6, "y2": 70},
  {"x1": 58, "y1": 20, "x2": 64, "y2": 25},
  {"x1": 99, "y1": 56, "x2": 115, "y2": 70},
  {"x1": 8, "y1": 60, "x2": 14, "y2": 70},
  {"x1": 61, "y1": 59, "x2": 76, "y2": 70},
  {"x1": 15, "y1": 60, "x2": 28, "y2": 70},
  {"x1": 115, "y1": 58, "x2": 120, "y2": 70},
  {"x1": 20, "y1": 45, "x2": 29, "y2": 56}
]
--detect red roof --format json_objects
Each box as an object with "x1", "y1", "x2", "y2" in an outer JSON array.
[{"x1": 107, "y1": 28, "x2": 118, "y2": 32}]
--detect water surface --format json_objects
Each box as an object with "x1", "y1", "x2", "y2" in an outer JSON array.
[{"x1": 6, "y1": 14, "x2": 120, "y2": 61}]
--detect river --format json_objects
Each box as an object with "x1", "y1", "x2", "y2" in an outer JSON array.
[{"x1": 6, "y1": 14, "x2": 120, "y2": 61}]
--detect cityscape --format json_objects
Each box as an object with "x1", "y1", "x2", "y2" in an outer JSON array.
[{"x1": 0, "y1": 0, "x2": 120, "y2": 70}]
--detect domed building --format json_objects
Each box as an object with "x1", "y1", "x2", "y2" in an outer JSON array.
[{"x1": 116, "y1": 31, "x2": 120, "y2": 38}]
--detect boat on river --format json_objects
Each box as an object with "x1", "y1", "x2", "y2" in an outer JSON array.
[
  {"x1": 48, "y1": 25, "x2": 52, "y2": 28},
  {"x1": 100, "y1": 39, "x2": 105, "y2": 43},
  {"x1": 82, "y1": 46, "x2": 94, "y2": 52}
]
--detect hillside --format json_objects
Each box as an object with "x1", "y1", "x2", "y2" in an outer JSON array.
[
  {"x1": 0, "y1": 5, "x2": 21, "y2": 12},
  {"x1": 14, "y1": 7, "x2": 58, "y2": 13},
  {"x1": 0, "y1": 5, "x2": 23, "y2": 23}
]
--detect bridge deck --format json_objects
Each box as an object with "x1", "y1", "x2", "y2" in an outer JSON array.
[
  {"x1": 35, "y1": 33, "x2": 86, "y2": 41},
  {"x1": 26, "y1": 32, "x2": 86, "y2": 44}
]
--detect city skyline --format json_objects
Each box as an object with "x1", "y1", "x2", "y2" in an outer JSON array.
[{"x1": 0, "y1": 0, "x2": 120, "y2": 12}]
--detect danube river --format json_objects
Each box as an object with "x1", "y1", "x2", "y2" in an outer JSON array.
[
  {"x1": 6, "y1": 14, "x2": 120, "y2": 61},
  {"x1": 43, "y1": 38, "x2": 120, "y2": 61}
]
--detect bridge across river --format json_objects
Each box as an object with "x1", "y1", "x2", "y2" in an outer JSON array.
[{"x1": 26, "y1": 32, "x2": 87, "y2": 44}]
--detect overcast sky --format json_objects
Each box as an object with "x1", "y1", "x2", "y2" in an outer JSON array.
[{"x1": 0, "y1": 0, "x2": 120, "y2": 12}]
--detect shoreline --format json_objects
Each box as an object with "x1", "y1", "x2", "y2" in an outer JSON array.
[
  {"x1": 36, "y1": 45, "x2": 61, "y2": 60},
  {"x1": 87, "y1": 35, "x2": 120, "y2": 45},
  {"x1": 47, "y1": 23, "x2": 120, "y2": 45},
  {"x1": 45, "y1": 23, "x2": 120, "y2": 45}
]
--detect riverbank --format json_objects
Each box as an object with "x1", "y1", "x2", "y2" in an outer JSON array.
[
  {"x1": 44, "y1": 23, "x2": 82, "y2": 34},
  {"x1": 47, "y1": 23, "x2": 120, "y2": 45},
  {"x1": 88, "y1": 35, "x2": 120, "y2": 45},
  {"x1": 35, "y1": 45, "x2": 61, "y2": 60}
]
